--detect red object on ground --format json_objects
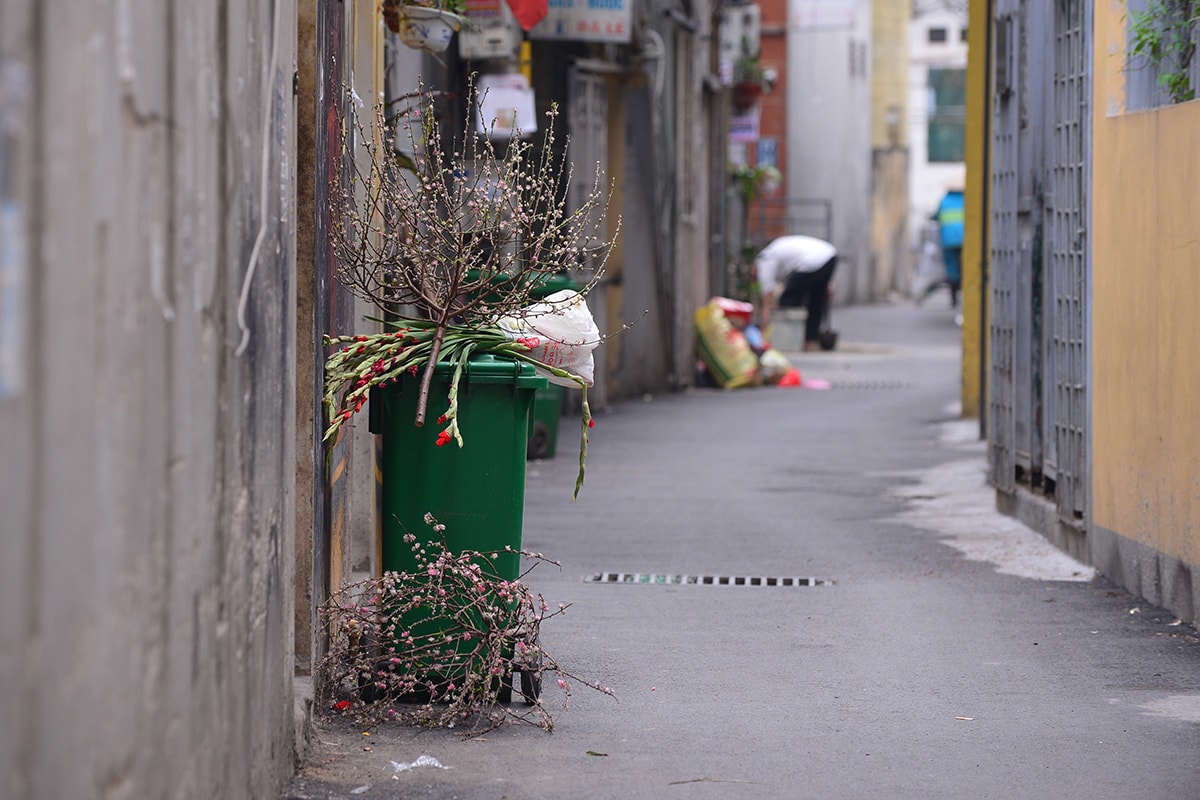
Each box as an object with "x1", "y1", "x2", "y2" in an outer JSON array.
[
  {"x1": 505, "y1": 0, "x2": 549, "y2": 30},
  {"x1": 777, "y1": 367, "x2": 802, "y2": 387}
]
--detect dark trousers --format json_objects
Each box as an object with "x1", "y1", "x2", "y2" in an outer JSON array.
[
  {"x1": 942, "y1": 247, "x2": 962, "y2": 308},
  {"x1": 778, "y1": 255, "x2": 837, "y2": 343}
]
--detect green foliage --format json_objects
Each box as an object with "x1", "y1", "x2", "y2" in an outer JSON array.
[
  {"x1": 726, "y1": 163, "x2": 779, "y2": 302},
  {"x1": 729, "y1": 163, "x2": 781, "y2": 205},
  {"x1": 383, "y1": 0, "x2": 468, "y2": 17},
  {"x1": 1127, "y1": 0, "x2": 1200, "y2": 104},
  {"x1": 733, "y1": 38, "x2": 764, "y2": 84}
]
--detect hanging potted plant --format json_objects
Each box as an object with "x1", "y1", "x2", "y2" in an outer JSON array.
[
  {"x1": 382, "y1": 0, "x2": 465, "y2": 54},
  {"x1": 732, "y1": 45, "x2": 767, "y2": 112}
]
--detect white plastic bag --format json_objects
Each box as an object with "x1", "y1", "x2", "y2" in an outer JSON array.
[
  {"x1": 911, "y1": 234, "x2": 948, "y2": 301},
  {"x1": 496, "y1": 289, "x2": 600, "y2": 387}
]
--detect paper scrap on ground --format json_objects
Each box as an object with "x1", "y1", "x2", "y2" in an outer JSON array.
[{"x1": 391, "y1": 755, "x2": 452, "y2": 773}]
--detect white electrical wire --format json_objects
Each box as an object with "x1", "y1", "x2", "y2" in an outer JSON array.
[
  {"x1": 642, "y1": 28, "x2": 666, "y2": 101},
  {"x1": 236, "y1": 0, "x2": 284, "y2": 356}
]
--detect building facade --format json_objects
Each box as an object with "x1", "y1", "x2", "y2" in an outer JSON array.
[
  {"x1": 970, "y1": 0, "x2": 1200, "y2": 623},
  {"x1": 1, "y1": 3, "x2": 299, "y2": 798}
]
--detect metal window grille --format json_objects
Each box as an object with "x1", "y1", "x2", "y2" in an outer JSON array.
[{"x1": 1049, "y1": 0, "x2": 1089, "y2": 522}]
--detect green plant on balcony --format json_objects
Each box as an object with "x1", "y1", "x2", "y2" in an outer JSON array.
[
  {"x1": 732, "y1": 41, "x2": 768, "y2": 112},
  {"x1": 1127, "y1": 0, "x2": 1200, "y2": 103}
]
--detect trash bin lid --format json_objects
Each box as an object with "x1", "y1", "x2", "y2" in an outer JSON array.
[{"x1": 433, "y1": 353, "x2": 546, "y2": 389}]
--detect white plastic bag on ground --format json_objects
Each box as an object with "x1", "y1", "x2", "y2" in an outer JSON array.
[
  {"x1": 496, "y1": 289, "x2": 600, "y2": 387},
  {"x1": 911, "y1": 233, "x2": 948, "y2": 301}
]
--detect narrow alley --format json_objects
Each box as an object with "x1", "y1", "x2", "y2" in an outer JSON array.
[{"x1": 286, "y1": 296, "x2": 1200, "y2": 799}]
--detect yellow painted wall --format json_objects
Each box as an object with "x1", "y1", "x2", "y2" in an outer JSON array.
[
  {"x1": 868, "y1": 0, "x2": 911, "y2": 298},
  {"x1": 871, "y1": 0, "x2": 911, "y2": 148},
  {"x1": 1092, "y1": 1, "x2": 1200, "y2": 564},
  {"x1": 960, "y1": 0, "x2": 988, "y2": 419}
]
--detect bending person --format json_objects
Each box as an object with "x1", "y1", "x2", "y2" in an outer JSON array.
[{"x1": 755, "y1": 234, "x2": 838, "y2": 352}]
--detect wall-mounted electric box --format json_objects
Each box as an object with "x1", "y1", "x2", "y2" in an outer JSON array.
[{"x1": 459, "y1": 0, "x2": 523, "y2": 61}]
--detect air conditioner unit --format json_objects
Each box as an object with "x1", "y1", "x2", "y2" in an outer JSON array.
[
  {"x1": 459, "y1": 0, "x2": 523, "y2": 61},
  {"x1": 719, "y1": 3, "x2": 762, "y2": 84}
]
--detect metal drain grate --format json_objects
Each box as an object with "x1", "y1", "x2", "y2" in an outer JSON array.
[
  {"x1": 830, "y1": 379, "x2": 913, "y2": 391},
  {"x1": 583, "y1": 573, "x2": 834, "y2": 587}
]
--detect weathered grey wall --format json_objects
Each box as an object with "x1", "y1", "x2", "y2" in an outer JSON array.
[
  {"x1": 870, "y1": 147, "x2": 910, "y2": 296},
  {"x1": 0, "y1": 2, "x2": 298, "y2": 798},
  {"x1": 786, "y1": 0, "x2": 873, "y2": 303}
]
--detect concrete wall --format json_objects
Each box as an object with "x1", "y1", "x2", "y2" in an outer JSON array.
[
  {"x1": 869, "y1": 0, "x2": 911, "y2": 297},
  {"x1": 1090, "y1": 2, "x2": 1200, "y2": 621},
  {"x1": 297, "y1": 0, "x2": 404, "y2": 680},
  {"x1": 786, "y1": 0, "x2": 872, "y2": 303},
  {"x1": 869, "y1": 148, "x2": 910, "y2": 297},
  {"x1": 0, "y1": 2, "x2": 298, "y2": 798},
  {"x1": 583, "y1": 0, "x2": 717, "y2": 398},
  {"x1": 674, "y1": 7, "x2": 719, "y2": 387}
]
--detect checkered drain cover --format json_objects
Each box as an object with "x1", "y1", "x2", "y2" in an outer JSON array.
[
  {"x1": 583, "y1": 573, "x2": 834, "y2": 587},
  {"x1": 831, "y1": 379, "x2": 913, "y2": 390}
]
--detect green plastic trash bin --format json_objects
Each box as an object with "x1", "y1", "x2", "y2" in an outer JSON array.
[
  {"x1": 528, "y1": 271, "x2": 579, "y2": 298},
  {"x1": 370, "y1": 353, "x2": 545, "y2": 578},
  {"x1": 369, "y1": 354, "x2": 546, "y2": 701},
  {"x1": 527, "y1": 382, "x2": 564, "y2": 459}
]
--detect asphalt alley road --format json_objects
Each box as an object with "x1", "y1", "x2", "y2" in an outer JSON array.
[{"x1": 285, "y1": 296, "x2": 1200, "y2": 800}]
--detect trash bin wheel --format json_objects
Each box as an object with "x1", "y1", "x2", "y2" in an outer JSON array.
[
  {"x1": 494, "y1": 670, "x2": 514, "y2": 705},
  {"x1": 516, "y1": 632, "x2": 543, "y2": 705},
  {"x1": 519, "y1": 664, "x2": 542, "y2": 704},
  {"x1": 527, "y1": 420, "x2": 551, "y2": 460}
]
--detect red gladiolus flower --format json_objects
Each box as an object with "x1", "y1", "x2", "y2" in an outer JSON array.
[
  {"x1": 435, "y1": 430, "x2": 452, "y2": 447},
  {"x1": 588, "y1": 418, "x2": 595, "y2": 428}
]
